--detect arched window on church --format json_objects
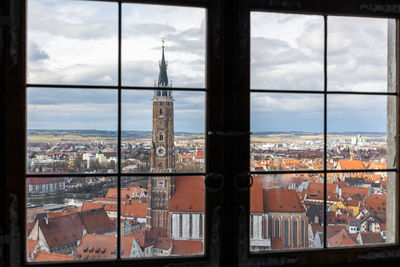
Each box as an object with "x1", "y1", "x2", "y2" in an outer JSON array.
[
  {"x1": 160, "y1": 108, "x2": 163, "y2": 115},
  {"x1": 159, "y1": 162, "x2": 163, "y2": 168},
  {"x1": 284, "y1": 218, "x2": 289, "y2": 248},
  {"x1": 293, "y1": 218, "x2": 298, "y2": 248},
  {"x1": 274, "y1": 218, "x2": 280, "y2": 238},
  {"x1": 159, "y1": 133, "x2": 163, "y2": 141}
]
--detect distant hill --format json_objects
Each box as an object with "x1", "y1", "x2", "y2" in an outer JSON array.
[
  {"x1": 28, "y1": 129, "x2": 204, "y2": 139},
  {"x1": 251, "y1": 131, "x2": 386, "y2": 136}
]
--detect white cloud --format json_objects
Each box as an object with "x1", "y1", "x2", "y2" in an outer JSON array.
[{"x1": 27, "y1": 1, "x2": 392, "y2": 132}]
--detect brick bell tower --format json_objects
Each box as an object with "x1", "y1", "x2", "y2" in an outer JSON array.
[{"x1": 146, "y1": 39, "x2": 175, "y2": 230}]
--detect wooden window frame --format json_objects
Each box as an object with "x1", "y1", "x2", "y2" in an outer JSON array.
[{"x1": 1, "y1": 0, "x2": 400, "y2": 266}]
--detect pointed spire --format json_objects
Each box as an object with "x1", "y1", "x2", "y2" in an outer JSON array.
[{"x1": 158, "y1": 38, "x2": 168, "y2": 87}]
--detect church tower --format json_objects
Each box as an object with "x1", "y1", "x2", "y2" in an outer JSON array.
[{"x1": 146, "y1": 40, "x2": 175, "y2": 230}]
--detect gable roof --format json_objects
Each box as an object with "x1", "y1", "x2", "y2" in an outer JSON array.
[
  {"x1": 39, "y1": 213, "x2": 85, "y2": 249},
  {"x1": 128, "y1": 229, "x2": 146, "y2": 247},
  {"x1": 39, "y1": 208, "x2": 115, "y2": 249},
  {"x1": 327, "y1": 229, "x2": 358, "y2": 247},
  {"x1": 263, "y1": 189, "x2": 305, "y2": 213},
  {"x1": 79, "y1": 208, "x2": 116, "y2": 234},
  {"x1": 169, "y1": 176, "x2": 204, "y2": 212}
]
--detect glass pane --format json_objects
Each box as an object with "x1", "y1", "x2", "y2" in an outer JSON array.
[
  {"x1": 327, "y1": 172, "x2": 394, "y2": 247},
  {"x1": 251, "y1": 93, "x2": 324, "y2": 171},
  {"x1": 120, "y1": 176, "x2": 205, "y2": 258},
  {"x1": 328, "y1": 17, "x2": 395, "y2": 92},
  {"x1": 26, "y1": 177, "x2": 117, "y2": 262},
  {"x1": 251, "y1": 12, "x2": 324, "y2": 90},
  {"x1": 327, "y1": 95, "x2": 396, "y2": 170},
  {"x1": 122, "y1": 90, "x2": 205, "y2": 173},
  {"x1": 122, "y1": 4, "x2": 206, "y2": 88},
  {"x1": 27, "y1": 0, "x2": 118, "y2": 85},
  {"x1": 27, "y1": 88, "x2": 118, "y2": 174},
  {"x1": 250, "y1": 174, "x2": 324, "y2": 252}
]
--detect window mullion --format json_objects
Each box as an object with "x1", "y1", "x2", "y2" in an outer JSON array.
[
  {"x1": 323, "y1": 14, "x2": 328, "y2": 249},
  {"x1": 117, "y1": 1, "x2": 122, "y2": 260}
]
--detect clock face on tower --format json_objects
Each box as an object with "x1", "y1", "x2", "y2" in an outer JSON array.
[{"x1": 156, "y1": 146, "x2": 166, "y2": 157}]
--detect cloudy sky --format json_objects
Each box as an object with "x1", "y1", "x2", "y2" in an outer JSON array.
[{"x1": 27, "y1": 0, "x2": 392, "y2": 133}]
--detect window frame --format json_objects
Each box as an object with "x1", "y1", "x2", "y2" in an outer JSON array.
[{"x1": 1, "y1": 0, "x2": 400, "y2": 266}]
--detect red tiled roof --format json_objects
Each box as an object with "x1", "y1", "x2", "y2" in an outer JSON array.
[
  {"x1": 327, "y1": 229, "x2": 358, "y2": 247},
  {"x1": 79, "y1": 208, "x2": 116, "y2": 234},
  {"x1": 81, "y1": 201, "x2": 123, "y2": 213},
  {"x1": 360, "y1": 232, "x2": 384, "y2": 245},
  {"x1": 342, "y1": 187, "x2": 369, "y2": 200},
  {"x1": 75, "y1": 234, "x2": 116, "y2": 260},
  {"x1": 123, "y1": 203, "x2": 146, "y2": 218},
  {"x1": 145, "y1": 228, "x2": 167, "y2": 247},
  {"x1": 172, "y1": 240, "x2": 203, "y2": 255},
  {"x1": 39, "y1": 213, "x2": 85, "y2": 248},
  {"x1": 195, "y1": 150, "x2": 204, "y2": 159},
  {"x1": 263, "y1": 189, "x2": 305, "y2": 213},
  {"x1": 39, "y1": 208, "x2": 115, "y2": 249},
  {"x1": 121, "y1": 236, "x2": 135, "y2": 258},
  {"x1": 327, "y1": 225, "x2": 347, "y2": 238},
  {"x1": 250, "y1": 176, "x2": 263, "y2": 213},
  {"x1": 35, "y1": 251, "x2": 74, "y2": 262},
  {"x1": 169, "y1": 176, "x2": 204, "y2": 212},
  {"x1": 27, "y1": 222, "x2": 35, "y2": 236},
  {"x1": 128, "y1": 229, "x2": 146, "y2": 247},
  {"x1": 27, "y1": 239, "x2": 38, "y2": 256},
  {"x1": 339, "y1": 160, "x2": 365, "y2": 170},
  {"x1": 75, "y1": 233, "x2": 135, "y2": 259},
  {"x1": 365, "y1": 194, "x2": 386, "y2": 214},
  {"x1": 154, "y1": 237, "x2": 172, "y2": 250}
]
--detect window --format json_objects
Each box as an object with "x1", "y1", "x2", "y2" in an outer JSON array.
[
  {"x1": 293, "y1": 218, "x2": 298, "y2": 248},
  {"x1": 250, "y1": 9, "x2": 397, "y2": 252},
  {"x1": 274, "y1": 217, "x2": 280, "y2": 238},
  {"x1": 284, "y1": 218, "x2": 289, "y2": 248},
  {"x1": 2, "y1": 0, "x2": 400, "y2": 266},
  {"x1": 24, "y1": 0, "x2": 206, "y2": 262}
]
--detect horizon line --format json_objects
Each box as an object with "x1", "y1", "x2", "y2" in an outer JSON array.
[{"x1": 27, "y1": 129, "x2": 388, "y2": 134}]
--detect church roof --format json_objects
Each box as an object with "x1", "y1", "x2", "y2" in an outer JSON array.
[
  {"x1": 169, "y1": 176, "x2": 205, "y2": 212},
  {"x1": 263, "y1": 189, "x2": 305, "y2": 213}
]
